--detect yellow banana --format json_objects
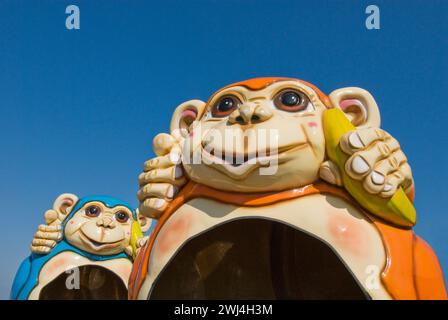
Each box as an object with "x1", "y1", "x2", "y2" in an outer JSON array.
[
  {"x1": 130, "y1": 220, "x2": 144, "y2": 259},
  {"x1": 323, "y1": 108, "x2": 416, "y2": 228}
]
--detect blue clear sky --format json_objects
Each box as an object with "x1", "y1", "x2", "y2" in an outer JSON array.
[{"x1": 0, "y1": 0, "x2": 447, "y2": 299}]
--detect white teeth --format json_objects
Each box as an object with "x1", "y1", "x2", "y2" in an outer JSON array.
[
  {"x1": 371, "y1": 171, "x2": 385, "y2": 185},
  {"x1": 349, "y1": 133, "x2": 364, "y2": 149},
  {"x1": 352, "y1": 156, "x2": 370, "y2": 174},
  {"x1": 154, "y1": 199, "x2": 165, "y2": 209},
  {"x1": 383, "y1": 184, "x2": 393, "y2": 192}
]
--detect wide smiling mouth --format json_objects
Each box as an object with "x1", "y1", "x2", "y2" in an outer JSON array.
[
  {"x1": 79, "y1": 231, "x2": 123, "y2": 251},
  {"x1": 201, "y1": 143, "x2": 308, "y2": 167}
]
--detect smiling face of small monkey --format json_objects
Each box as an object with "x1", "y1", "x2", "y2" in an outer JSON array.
[
  {"x1": 64, "y1": 201, "x2": 134, "y2": 256},
  {"x1": 180, "y1": 79, "x2": 329, "y2": 192}
]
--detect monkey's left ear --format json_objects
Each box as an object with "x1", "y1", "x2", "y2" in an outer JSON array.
[
  {"x1": 329, "y1": 87, "x2": 381, "y2": 128},
  {"x1": 138, "y1": 214, "x2": 153, "y2": 233},
  {"x1": 170, "y1": 100, "x2": 207, "y2": 138},
  {"x1": 52, "y1": 193, "x2": 79, "y2": 221}
]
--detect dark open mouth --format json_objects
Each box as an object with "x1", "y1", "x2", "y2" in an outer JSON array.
[
  {"x1": 149, "y1": 219, "x2": 369, "y2": 300},
  {"x1": 39, "y1": 265, "x2": 127, "y2": 300}
]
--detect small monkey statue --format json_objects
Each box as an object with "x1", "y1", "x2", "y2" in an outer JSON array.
[{"x1": 11, "y1": 194, "x2": 151, "y2": 300}]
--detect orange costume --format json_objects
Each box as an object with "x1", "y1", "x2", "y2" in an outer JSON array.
[{"x1": 129, "y1": 181, "x2": 447, "y2": 300}]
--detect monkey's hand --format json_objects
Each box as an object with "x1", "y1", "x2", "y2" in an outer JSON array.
[
  {"x1": 125, "y1": 236, "x2": 149, "y2": 258},
  {"x1": 138, "y1": 133, "x2": 187, "y2": 219},
  {"x1": 30, "y1": 209, "x2": 64, "y2": 254},
  {"x1": 322, "y1": 127, "x2": 413, "y2": 198}
]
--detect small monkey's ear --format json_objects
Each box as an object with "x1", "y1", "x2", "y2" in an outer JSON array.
[
  {"x1": 137, "y1": 212, "x2": 153, "y2": 233},
  {"x1": 170, "y1": 100, "x2": 207, "y2": 138},
  {"x1": 329, "y1": 87, "x2": 381, "y2": 128},
  {"x1": 53, "y1": 193, "x2": 78, "y2": 216}
]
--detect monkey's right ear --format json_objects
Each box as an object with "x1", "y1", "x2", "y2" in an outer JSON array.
[
  {"x1": 329, "y1": 87, "x2": 381, "y2": 128},
  {"x1": 52, "y1": 193, "x2": 79, "y2": 217},
  {"x1": 170, "y1": 100, "x2": 207, "y2": 138}
]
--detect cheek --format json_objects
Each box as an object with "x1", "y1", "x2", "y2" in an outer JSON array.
[
  {"x1": 327, "y1": 213, "x2": 370, "y2": 259},
  {"x1": 154, "y1": 213, "x2": 192, "y2": 257},
  {"x1": 300, "y1": 120, "x2": 325, "y2": 157},
  {"x1": 122, "y1": 225, "x2": 132, "y2": 243},
  {"x1": 307, "y1": 121, "x2": 318, "y2": 128},
  {"x1": 183, "y1": 123, "x2": 212, "y2": 153},
  {"x1": 46, "y1": 256, "x2": 68, "y2": 274},
  {"x1": 64, "y1": 218, "x2": 84, "y2": 235},
  {"x1": 302, "y1": 117, "x2": 322, "y2": 136}
]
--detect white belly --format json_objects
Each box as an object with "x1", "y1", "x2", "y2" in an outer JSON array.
[
  {"x1": 139, "y1": 194, "x2": 391, "y2": 300},
  {"x1": 29, "y1": 252, "x2": 132, "y2": 300}
]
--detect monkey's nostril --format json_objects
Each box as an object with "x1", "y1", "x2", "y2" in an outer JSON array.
[
  {"x1": 251, "y1": 115, "x2": 260, "y2": 123},
  {"x1": 235, "y1": 116, "x2": 245, "y2": 124}
]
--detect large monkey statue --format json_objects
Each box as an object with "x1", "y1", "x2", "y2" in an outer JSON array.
[
  {"x1": 130, "y1": 77, "x2": 447, "y2": 300},
  {"x1": 11, "y1": 194, "x2": 151, "y2": 300}
]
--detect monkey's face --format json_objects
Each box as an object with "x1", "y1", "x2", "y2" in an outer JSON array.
[
  {"x1": 64, "y1": 201, "x2": 134, "y2": 255},
  {"x1": 182, "y1": 80, "x2": 327, "y2": 192}
]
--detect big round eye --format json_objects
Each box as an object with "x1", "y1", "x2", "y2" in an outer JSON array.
[
  {"x1": 211, "y1": 96, "x2": 240, "y2": 117},
  {"x1": 274, "y1": 90, "x2": 310, "y2": 112},
  {"x1": 115, "y1": 211, "x2": 129, "y2": 223},
  {"x1": 85, "y1": 205, "x2": 101, "y2": 217}
]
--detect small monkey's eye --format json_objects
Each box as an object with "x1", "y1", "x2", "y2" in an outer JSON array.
[
  {"x1": 85, "y1": 205, "x2": 101, "y2": 217},
  {"x1": 274, "y1": 90, "x2": 310, "y2": 112},
  {"x1": 211, "y1": 96, "x2": 240, "y2": 117},
  {"x1": 115, "y1": 211, "x2": 130, "y2": 223}
]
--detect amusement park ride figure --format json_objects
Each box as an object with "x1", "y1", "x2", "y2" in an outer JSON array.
[
  {"x1": 12, "y1": 77, "x2": 447, "y2": 300},
  {"x1": 11, "y1": 194, "x2": 151, "y2": 299}
]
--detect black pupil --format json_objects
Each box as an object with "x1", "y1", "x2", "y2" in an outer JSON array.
[
  {"x1": 281, "y1": 92, "x2": 301, "y2": 106},
  {"x1": 218, "y1": 98, "x2": 234, "y2": 111},
  {"x1": 117, "y1": 212, "x2": 127, "y2": 220},
  {"x1": 88, "y1": 206, "x2": 98, "y2": 215}
]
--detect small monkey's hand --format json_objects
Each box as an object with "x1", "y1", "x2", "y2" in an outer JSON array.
[
  {"x1": 339, "y1": 127, "x2": 413, "y2": 198},
  {"x1": 138, "y1": 133, "x2": 187, "y2": 219},
  {"x1": 30, "y1": 209, "x2": 64, "y2": 254},
  {"x1": 124, "y1": 236, "x2": 149, "y2": 258}
]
